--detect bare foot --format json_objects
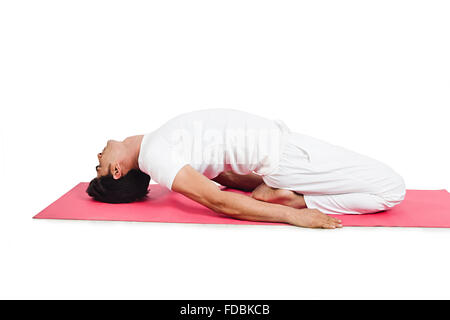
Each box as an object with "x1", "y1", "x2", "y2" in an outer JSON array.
[{"x1": 251, "y1": 183, "x2": 307, "y2": 209}]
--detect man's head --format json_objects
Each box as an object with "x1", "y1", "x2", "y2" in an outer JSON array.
[
  {"x1": 93, "y1": 139, "x2": 131, "y2": 180},
  {"x1": 86, "y1": 138, "x2": 150, "y2": 203}
]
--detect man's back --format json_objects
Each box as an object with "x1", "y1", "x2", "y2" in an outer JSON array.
[{"x1": 139, "y1": 109, "x2": 289, "y2": 189}]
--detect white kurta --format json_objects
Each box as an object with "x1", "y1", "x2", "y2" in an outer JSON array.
[{"x1": 138, "y1": 108, "x2": 289, "y2": 190}]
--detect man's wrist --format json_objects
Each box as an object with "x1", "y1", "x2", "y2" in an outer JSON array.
[{"x1": 281, "y1": 207, "x2": 297, "y2": 224}]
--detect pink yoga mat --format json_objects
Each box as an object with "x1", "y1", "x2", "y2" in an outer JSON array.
[{"x1": 34, "y1": 183, "x2": 450, "y2": 228}]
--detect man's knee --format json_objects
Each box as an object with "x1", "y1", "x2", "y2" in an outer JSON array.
[{"x1": 381, "y1": 174, "x2": 406, "y2": 209}]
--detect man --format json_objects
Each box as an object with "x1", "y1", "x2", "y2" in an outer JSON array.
[{"x1": 87, "y1": 109, "x2": 405, "y2": 229}]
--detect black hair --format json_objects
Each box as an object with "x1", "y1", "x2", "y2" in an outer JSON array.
[{"x1": 86, "y1": 169, "x2": 151, "y2": 203}]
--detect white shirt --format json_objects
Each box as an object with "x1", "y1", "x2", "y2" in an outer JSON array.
[{"x1": 138, "y1": 109, "x2": 290, "y2": 190}]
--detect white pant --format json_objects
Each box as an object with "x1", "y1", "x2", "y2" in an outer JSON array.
[{"x1": 263, "y1": 132, "x2": 406, "y2": 214}]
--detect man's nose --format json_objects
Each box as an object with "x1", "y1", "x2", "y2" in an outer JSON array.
[{"x1": 97, "y1": 153, "x2": 102, "y2": 159}]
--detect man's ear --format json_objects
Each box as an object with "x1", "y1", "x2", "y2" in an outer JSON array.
[{"x1": 112, "y1": 163, "x2": 122, "y2": 180}]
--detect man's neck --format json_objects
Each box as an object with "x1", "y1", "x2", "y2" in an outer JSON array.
[{"x1": 123, "y1": 135, "x2": 144, "y2": 170}]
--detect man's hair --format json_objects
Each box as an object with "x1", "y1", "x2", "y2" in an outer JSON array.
[{"x1": 86, "y1": 169, "x2": 151, "y2": 203}]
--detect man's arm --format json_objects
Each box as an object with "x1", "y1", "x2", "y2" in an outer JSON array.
[
  {"x1": 172, "y1": 165, "x2": 342, "y2": 229},
  {"x1": 212, "y1": 170, "x2": 263, "y2": 191}
]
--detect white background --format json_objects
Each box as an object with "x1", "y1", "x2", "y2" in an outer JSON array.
[{"x1": 0, "y1": 0, "x2": 449, "y2": 299}]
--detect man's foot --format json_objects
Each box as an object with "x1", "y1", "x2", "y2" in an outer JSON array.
[{"x1": 251, "y1": 183, "x2": 307, "y2": 209}]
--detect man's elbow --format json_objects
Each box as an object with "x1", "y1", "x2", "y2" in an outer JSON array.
[
  {"x1": 207, "y1": 191, "x2": 226, "y2": 212},
  {"x1": 208, "y1": 191, "x2": 235, "y2": 214}
]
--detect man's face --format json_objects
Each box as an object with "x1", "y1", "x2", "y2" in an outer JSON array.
[{"x1": 96, "y1": 140, "x2": 120, "y2": 178}]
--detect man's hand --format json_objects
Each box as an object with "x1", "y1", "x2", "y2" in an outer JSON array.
[{"x1": 285, "y1": 208, "x2": 342, "y2": 229}]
